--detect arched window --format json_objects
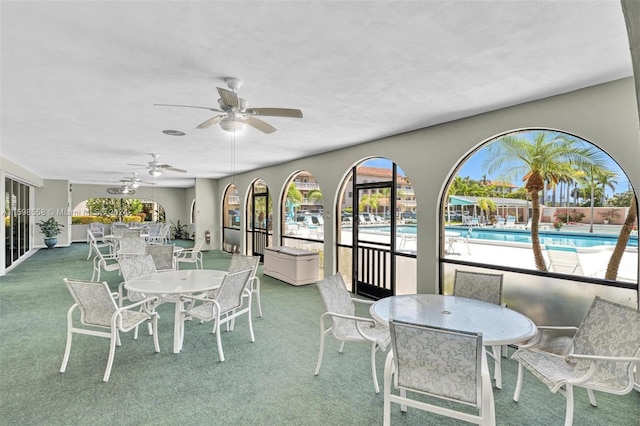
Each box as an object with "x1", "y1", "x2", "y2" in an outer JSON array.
[
  {"x1": 440, "y1": 129, "x2": 638, "y2": 325},
  {"x1": 281, "y1": 170, "x2": 325, "y2": 279}
]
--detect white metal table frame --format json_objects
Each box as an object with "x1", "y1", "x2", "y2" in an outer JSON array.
[
  {"x1": 370, "y1": 294, "x2": 537, "y2": 347},
  {"x1": 125, "y1": 269, "x2": 227, "y2": 353}
]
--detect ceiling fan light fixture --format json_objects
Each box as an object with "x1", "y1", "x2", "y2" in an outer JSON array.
[
  {"x1": 220, "y1": 116, "x2": 247, "y2": 133},
  {"x1": 149, "y1": 169, "x2": 162, "y2": 177},
  {"x1": 130, "y1": 181, "x2": 140, "y2": 189}
]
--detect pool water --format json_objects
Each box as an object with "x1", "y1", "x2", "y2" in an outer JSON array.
[
  {"x1": 446, "y1": 226, "x2": 638, "y2": 248},
  {"x1": 357, "y1": 224, "x2": 638, "y2": 248}
]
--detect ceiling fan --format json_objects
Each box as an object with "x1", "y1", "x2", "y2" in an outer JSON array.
[
  {"x1": 127, "y1": 154, "x2": 187, "y2": 177},
  {"x1": 106, "y1": 186, "x2": 135, "y2": 195},
  {"x1": 155, "y1": 77, "x2": 303, "y2": 134},
  {"x1": 119, "y1": 172, "x2": 156, "y2": 189}
]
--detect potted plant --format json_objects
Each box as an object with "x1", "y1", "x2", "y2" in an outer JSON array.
[
  {"x1": 553, "y1": 219, "x2": 563, "y2": 231},
  {"x1": 37, "y1": 217, "x2": 64, "y2": 248},
  {"x1": 599, "y1": 208, "x2": 620, "y2": 225}
]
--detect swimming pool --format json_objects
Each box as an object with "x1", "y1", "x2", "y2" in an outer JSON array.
[{"x1": 357, "y1": 224, "x2": 638, "y2": 248}]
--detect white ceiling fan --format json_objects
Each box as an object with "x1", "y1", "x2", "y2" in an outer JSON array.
[
  {"x1": 155, "y1": 77, "x2": 303, "y2": 134},
  {"x1": 119, "y1": 172, "x2": 156, "y2": 189},
  {"x1": 127, "y1": 153, "x2": 187, "y2": 177}
]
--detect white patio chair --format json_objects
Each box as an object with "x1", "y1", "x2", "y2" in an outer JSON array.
[
  {"x1": 60, "y1": 278, "x2": 159, "y2": 382},
  {"x1": 179, "y1": 268, "x2": 254, "y2": 362},
  {"x1": 117, "y1": 255, "x2": 159, "y2": 339},
  {"x1": 383, "y1": 319, "x2": 495, "y2": 425},
  {"x1": 87, "y1": 228, "x2": 112, "y2": 260},
  {"x1": 175, "y1": 238, "x2": 205, "y2": 270},
  {"x1": 512, "y1": 296, "x2": 640, "y2": 426},
  {"x1": 448, "y1": 227, "x2": 472, "y2": 255},
  {"x1": 144, "y1": 244, "x2": 176, "y2": 272},
  {"x1": 86, "y1": 222, "x2": 105, "y2": 244},
  {"x1": 146, "y1": 223, "x2": 164, "y2": 244},
  {"x1": 117, "y1": 236, "x2": 147, "y2": 258},
  {"x1": 454, "y1": 270, "x2": 505, "y2": 389},
  {"x1": 92, "y1": 247, "x2": 120, "y2": 281},
  {"x1": 228, "y1": 254, "x2": 262, "y2": 318},
  {"x1": 314, "y1": 272, "x2": 390, "y2": 393}
]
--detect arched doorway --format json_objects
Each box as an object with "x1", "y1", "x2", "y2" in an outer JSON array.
[
  {"x1": 221, "y1": 184, "x2": 241, "y2": 253},
  {"x1": 337, "y1": 158, "x2": 417, "y2": 298},
  {"x1": 246, "y1": 179, "x2": 272, "y2": 261}
]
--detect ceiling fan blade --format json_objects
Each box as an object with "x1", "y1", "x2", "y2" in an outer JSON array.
[
  {"x1": 217, "y1": 87, "x2": 240, "y2": 109},
  {"x1": 247, "y1": 108, "x2": 303, "y2": 118},
  {"x1": 164, "y1": 166, "x2": 187, "y2": 173},
  {"x1": 158, "y1": 164, "x2": 187, "y2": 173},
  {"x1": 195, "y1": 114, "x2": 225, "y2": 129},
  {"x1": 154, "y1": 103, "x2": 222, "y2": 112},
  {"x1": 245, "y1": 117, "x2": 277, "y2": 134}
]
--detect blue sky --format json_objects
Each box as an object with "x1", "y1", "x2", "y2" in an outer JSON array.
[
  {"x1": 362, "y1": 133, "x2": 629, "y2": 197},
  {"x1": 458, "y1": 144, "x2": 628, "y2": 197}
]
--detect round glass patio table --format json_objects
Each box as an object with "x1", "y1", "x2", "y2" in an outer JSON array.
[
  {"x1": 126, "y1": 269, "x2": 227, "y2": 353},
  {"x1": 370, "y1": 294, "x2": 537, "y2": 346}
]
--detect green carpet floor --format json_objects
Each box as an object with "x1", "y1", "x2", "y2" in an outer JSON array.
[{"x1": 0, "y1": 242, "x2": 638, "y2": 425}]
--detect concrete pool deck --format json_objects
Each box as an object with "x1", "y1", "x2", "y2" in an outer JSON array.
[{"x1": 356, "y1": 223, "x2": 639, "y2": 283}]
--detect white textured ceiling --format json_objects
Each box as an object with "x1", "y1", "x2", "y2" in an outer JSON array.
[{"x1": 0, "y1": 1, "x2": 633, "y2": 188}]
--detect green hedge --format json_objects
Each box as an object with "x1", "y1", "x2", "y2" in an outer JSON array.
[{"x1": 71, "y1": 215, "x2": 143, "y2": 225}]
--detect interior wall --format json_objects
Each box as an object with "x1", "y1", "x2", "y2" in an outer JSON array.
[
  {"x1": 194, "y1": 178, "x2": 217, "y2": 251},
  {"x1": 218, "y1": 78, "x2": 640, "y2": 294},
  {"x1": 33, "y1": 179, "x2": 71, "y2": 248}
]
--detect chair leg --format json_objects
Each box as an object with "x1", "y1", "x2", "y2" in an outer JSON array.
[
  {"x1": 247, "y1": 305, "x2": 255, "y2": 343},
  {"x1": 314, "y1": 329, "x2": 327, "y2": 376},
  {"x1": 371, "y1": 342, "x2": 380, "y2": 394},
  {"x1": 215, "y1": 316, "x2": 225, "y2": 362},
  {"x1": 151, "y1": 314, "x2": 160, "y2": 353},
  {"x1": 480, "y1": 351, "x2": 496, "y2": 426},
  {"x1": 513, "y1": 363, "x2": 524, "y2": 402},
  {"x1": 383, "y1": 352, "x2": 394, "y2": 426},
  {"x1": 254, "y1": 283, "x2": 263, "y2": 318},
  {"x1": 59, "y1": 328, "x2": 73, "y2": 373},
  {"x1": 564, "y1": 385, "x2": 574, "y2": 426},
  {"x1": 587, "y1": 388, "x2": 598, "y2": 407},
  {"x1": 338, "y1": 341, "x2": 346, "y2": 353},
  {"x1": 103, "y1": 330, "x2": 118, "y2": 382}
]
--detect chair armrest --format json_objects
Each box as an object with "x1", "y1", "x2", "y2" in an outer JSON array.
[
  {"x1": 519, "y1": 326, "x2": 578, "y2": 349},
  {"x1": 567, "y1": 353, "x2": 640, "y2": 364},
  {"x1": 180, "y1": 293, "x2": 210, "y2": 303},
  {"x1": 120, "y1": 296, "x2": 160, "y2": 311},
  {"x1": 351, "y1": 297, "x2": 375, "y2": 306},
  {"x1": 319, "y1": 311, "x2": 380, "y2": 341}
]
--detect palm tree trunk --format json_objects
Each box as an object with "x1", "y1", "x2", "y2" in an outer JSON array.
[
  {"x1": 530, "y1": 192, "x2": 547, "y2": 271},
  {"x1": 605, "y1": 200, "x2": 637, "y2": 280},
  {"x1": 589, "y1": 186, "x2": 595, "y2": 233}
]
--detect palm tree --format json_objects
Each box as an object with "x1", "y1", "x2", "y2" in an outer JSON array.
[
  {"x1": 477, "y1": 197, "x2": 496, "y2": 223},
  {"x1": 378, "y1": 187, "x2": 391, "y2": 217},
  {"x1": 596, "y1": 169, "x2": 618, "y2": 206},
  {"x1": 483, "y1": 131, "x2": 605, "y2": 271},
  {"x1": 605, "y1": 196, "x2": 637, "y2": 280},
  {"x1": 578, "y1": 165, "x2": 612, "y2": 233},
  {"x1": 307, "y1": 188, "x2": 323, "y2": 204},
  {"x1": 286, "y1": 184, "x2": 303, "y2": 217}
]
